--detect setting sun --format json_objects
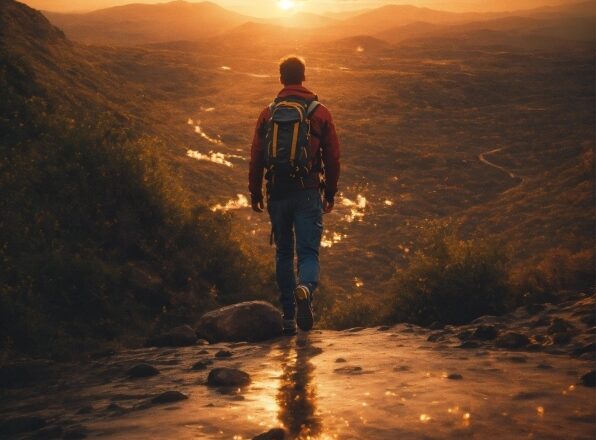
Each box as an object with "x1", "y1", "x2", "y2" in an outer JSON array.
[{"x1": 277, "y1": 0, "x2": 295, "y2": 11}]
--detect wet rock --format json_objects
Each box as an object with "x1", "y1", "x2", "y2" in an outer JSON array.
[
  {"x1": 447, "y1": 373, "x2": 463, "y2": 380},
  {"x1": 552, "y1": 332, "x2": 572, "y2": 345},
  {"x1": 456, "y1": 330, "x2": 473, "y2": 340},
  {"x1": 334, "y1": 366, "x2": 363, "y2": 375},
  {"x1": 495, "y1": 332, "x2": 530, "y2": 349},
  {"x1": 151, "y1": 391, "x2": 189, "y2": 404},
  {"x1": 208, "y1": 368, "x2": 251, "y2": 387},
  {"x1": 0, "y1": 359, "x2": 56, "y2": 388},
  {"x1": 335, "y1": 357, "x2": 347, "y2": 363},
  {"x1": 62, "y1": 426, "x2": 88, "y2": 439},
  {"x1": 196, "y1": 301, "x2": 282, "y2": 343},
  {"x1": 0, "y1": 416, "x2": 46, "y2": 435},
  {"x1": 458, "y1": 341, "x2": 480, "y2": 349},
  {"x1": 127, "y1": 363, "x2": 159, "y2": 378},
  {"x1": 253, "y1": 427, "x2": 287, "y2": 440},
  {"x1": 215, "y1": 350, "x2": 233, "y2": 359},
  {"x1": 580, "y1": 371, "x2": 595, "y2": 387},
  {"x1": 572, "y1": 342, "x2": 596, "y2": 357},
  {"x1": 348, "y1": 327, "x2": 365, "y2": 332},
  {"x1": 427, "y1": 332, "x2": 445, "y2": 342},
  {"x1": 106, "y1": 403, "x2": 126, "y2": 414},
  {"x1": 147, "y1": 325, "x2": 197, "y2": 347},
  {"x1": 34, "y1": 425, "x2": 63, "y2": 438},
  {"x1": 531, "y1": 315, "x2": 551, "y2": 328},
  {"x1": 471, "y1": 315, "x2": 500, "y2": 325},
  {"x1": 547, "y1": 318, "x2": 574, "y2": 335},
  {"x1": 192, "y1": 359, "x2": 213, "y2": 370},
  {"x1": 472, "y1": 325, "x2": 498, "y2": 341}
]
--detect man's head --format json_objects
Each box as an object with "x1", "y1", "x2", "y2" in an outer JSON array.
[{"x1": 279, "y1": 55, "x2": 306, "y2": 86}]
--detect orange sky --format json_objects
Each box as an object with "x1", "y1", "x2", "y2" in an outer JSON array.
[{"x1": 22, "y1": 0, "x2": 576, "y2": 16}]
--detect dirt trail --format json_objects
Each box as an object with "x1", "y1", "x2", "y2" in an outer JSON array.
[{"x1": 1, "y1": 295, "x2": 594, "y2": 440}]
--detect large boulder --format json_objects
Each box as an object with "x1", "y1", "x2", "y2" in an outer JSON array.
[{"x1": 195, "y1": 301, "x2": 282, "y2": 343}]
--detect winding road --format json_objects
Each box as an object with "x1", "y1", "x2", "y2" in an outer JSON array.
[{"x1": 478, "y1": 147, "x2": 524, "y2": 190}]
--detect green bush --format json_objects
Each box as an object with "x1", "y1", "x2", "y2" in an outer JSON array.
[
  {"x1": 0, "y1": 61, "x2": 274, "y2": 358},
  {"x1": 388, "y1": 220, "x2": 510, "y2": 326}
]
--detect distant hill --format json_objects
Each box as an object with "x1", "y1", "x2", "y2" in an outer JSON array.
[{"x1": 44, "y1": 0, "x2": 254, "y2": 45}]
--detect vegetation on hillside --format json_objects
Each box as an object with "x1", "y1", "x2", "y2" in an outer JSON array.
[{"x1": 0, "y1": 2, "x2": 273, "y2": 359}]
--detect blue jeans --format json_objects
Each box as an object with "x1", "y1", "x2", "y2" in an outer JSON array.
[{"x1": 268, "y1": 189, "x2": 323, "y2": 319}]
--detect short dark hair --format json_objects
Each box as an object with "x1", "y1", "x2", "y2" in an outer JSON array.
[{"x1": 279, "y1": 55, "x2": 306, "y2": 85}]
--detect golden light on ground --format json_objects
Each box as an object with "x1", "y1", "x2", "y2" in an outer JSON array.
[{"x1": 278, "y1": 0, "x2": 296, "y2": 11}]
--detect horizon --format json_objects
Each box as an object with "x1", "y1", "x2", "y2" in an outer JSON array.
[{"x1": 20, "y1": 0, "x2": 581, "y2": 17}]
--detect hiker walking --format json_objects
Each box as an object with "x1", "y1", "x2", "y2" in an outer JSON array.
[{"x1": 249, "y1": 55, "x2": 341, "y2": 335}]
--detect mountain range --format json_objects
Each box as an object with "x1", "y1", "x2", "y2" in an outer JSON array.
[{"x1": 42, "y1": 0, "x2": 595, "y2": 46}]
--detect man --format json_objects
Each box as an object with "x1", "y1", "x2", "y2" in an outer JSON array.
[{"x1": 249, "y1": 55, "x2": 340, "y2": 335}]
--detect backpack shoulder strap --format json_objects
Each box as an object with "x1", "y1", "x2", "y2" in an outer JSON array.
[{"x1": 306, "y1": 100, "x2": 320, "y2": 118}]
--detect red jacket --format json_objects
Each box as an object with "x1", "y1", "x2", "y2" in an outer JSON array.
[{"x1": 249, "y1": 85, "x2": 340, "y2": 202}]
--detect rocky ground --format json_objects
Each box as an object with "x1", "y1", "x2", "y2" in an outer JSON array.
[{"x1": 0, "y1": 295, "x2": 594, "y2": 440}]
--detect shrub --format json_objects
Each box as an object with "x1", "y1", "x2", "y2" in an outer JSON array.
[{"x1": 388, "y1": 220, "x2": 510, "y2": 326}]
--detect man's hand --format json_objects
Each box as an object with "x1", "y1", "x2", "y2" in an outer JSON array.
[
  {"x1": 323, "y1": 198, "x2": 334, "y2": 214},
  {"x1": 252, "y1": 199, "x2": 264, "y2": 213}
]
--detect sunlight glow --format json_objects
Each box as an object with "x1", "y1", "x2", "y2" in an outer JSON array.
[{"x1": 278, "y1": 0, "x2": 295, "y2": 11}]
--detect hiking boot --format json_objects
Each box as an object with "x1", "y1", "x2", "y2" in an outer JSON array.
[
  {"x1": 282, "y1": 319, "x2": 297, "y2": 336},
  {"x1": 294, "y1": 285, "x2": 314, "y2": 331}
]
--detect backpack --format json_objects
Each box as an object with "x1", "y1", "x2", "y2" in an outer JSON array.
[{"x1": 263, "y1": 96, "x2": 320, "y2": 186}]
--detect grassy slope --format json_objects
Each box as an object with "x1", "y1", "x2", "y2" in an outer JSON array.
[{"x1": 0, "y1": 0, "x2": 274, "y2": 358}]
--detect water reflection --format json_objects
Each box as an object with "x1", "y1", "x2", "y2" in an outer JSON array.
[{"x1": 276, "y1": 334, "x2": 321, "y2": 439}]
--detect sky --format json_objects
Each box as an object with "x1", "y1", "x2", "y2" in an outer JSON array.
[{"x1": 21, "y1": 0, "x2": 575, "y2": 16}]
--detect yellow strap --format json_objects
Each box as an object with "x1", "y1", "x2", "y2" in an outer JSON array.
[
  {"x1": 272, "y1": 122, "x2": 278, "y2": 157},
  {"x1": 290, "y1": 122, "x2": 299, "y2": 161}
]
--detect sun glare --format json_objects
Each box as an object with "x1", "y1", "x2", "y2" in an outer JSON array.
[{"x1": 278, "y1": 0, "x2": 296, "y2": 11}]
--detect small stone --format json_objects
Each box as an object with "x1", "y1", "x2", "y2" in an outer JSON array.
[
  {"x1": 572, "y1": 342, "x2": 596, "y2": 357},
  {"x1": 192, "y1": 360, "x2": 213, "y2": 370},
  {"x1": 580, "y1": 370, "x2": 595, "y2": 387},
  {"x1": 151, "y1": 391, "x2": 189, "y2": 404},
  {"x1": 127, "y1": 363, "x2": 159, "y2": 378},
  {"x1": 76, "y1": 405, "x2": 93, "y2": 414},
  {"x1": 531, "y1": 315, "x2": 551, "y2": 328},
  {"x1": 507, "y1": 355, "x2": 527, "y2": 363},
  {"x1": 394, "y1": 365, "x2": 410, "y2": 372},
  {"x1": 0, "y1": 416, "x2": 46, "y2": 435},
  {"x1": 427, "y1": 332, "x2": 444, "y2": 342},
  {"x1": 63, "y1": 427, "x2": 88, "y2": 440},
  {"x1": 334, "y1": 366, "x2": 363, "y2": 375},
  {"x1": 215, "y1": 350, "x2": 233, "y2": 358},
  {"x1": 547, "y1": 318, "x2": 573, "y2": 335},
  {"x1": 335, "y1": 358, "x2": 347, "y2": 363},
  {"x1": 207, "y1": 368, "x2": 251, "y2": 387},
  {"x1": 106, "y1": 403, "x2": 125, "y2": 412},
  {"x1": 377, "y1": 325, "x2": 391, "y2": 331},
  {"x1": 458, "y1": 341, "x2": 480, "y2": 349},
  {"x1": 495, "y1": 332, "x2": 530, "y2": 349},
  {"x1": 537, "y1": 362, "x2": 553, "y2": 370},
  {"x1": 552, "y1": 332, "x2": 572, "y2": 345},
  {"x1": 348, "y1": 327, "x2": 365, "y2": 332},
  {"x1": 446, "y1": 373, "x2": 463, "y2": 380},
  {"x1": 34, "y1": 426, "x2": 63, "y2": 439},
  {"x1": 472, "y1": 325, "x2": 498, "y2": 341},
  {"x1": 197, "y1": 339, "x2": 210, "y2": 345},
  {"x1": 253, "y1": 427, "x2": 287, "y2": 440},
  {"x1": 456, "y1": 330, "x2": 473, "y2": 341}
]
